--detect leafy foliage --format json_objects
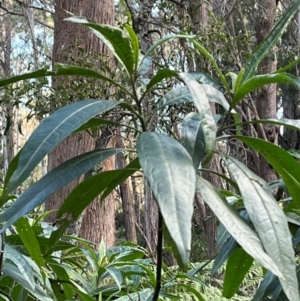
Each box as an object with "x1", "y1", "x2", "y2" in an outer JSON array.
[{"x1": 1, "y1": 2, "x2": 300, "y2": 299}]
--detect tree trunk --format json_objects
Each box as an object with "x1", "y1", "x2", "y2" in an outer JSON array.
[
  {"x1": 116, "y1": 135, "x2": 137, "y2": 244},
  {"x1": 255, "y1": 0, "x2": 278, "y2": 182},
  {"x1": 45, "y1": 0, "x2": 116, "y2": 246},
  {"x1": 187, "y1": 0, "x2": 220, "y2": 259},
  {"x1": 79, "y1": 135, "x2": 117, "y2": 248}
]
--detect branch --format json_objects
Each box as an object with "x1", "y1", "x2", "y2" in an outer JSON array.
[
  {"x1": 16, "y1": 0, "x2": 54, "y2": 15},
  {"x1": 0, "y1": 5, "x2": 24, "y2": 17}
]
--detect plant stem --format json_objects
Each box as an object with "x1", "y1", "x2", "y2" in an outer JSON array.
[{"x1": 153, "y1": 211, "x2": 163, "y2": 301}]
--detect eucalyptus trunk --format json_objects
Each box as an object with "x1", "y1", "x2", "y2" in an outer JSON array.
[
  {"x1": 46, "y1": 0, "x2": 116, "y2": 247},
  {"x1": 254, "y1": 0, "x2": 278, "y2": 182}
]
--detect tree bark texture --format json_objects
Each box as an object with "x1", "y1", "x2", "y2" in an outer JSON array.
[
  {"x1": 255, "y1": 0, "x2": 278, "y2": 182},
  {"x1": 115, "y1": 135, "x2": 137, "y2": 244},
  {"x1": 46, "y1": 0, "x2": 116, "y2": 246}
]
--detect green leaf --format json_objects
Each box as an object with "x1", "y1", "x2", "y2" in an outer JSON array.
[
  {"x1": 137, "y1": 133, "x2": 196, "y2": 266},
  {"x1": 196, "y1": 177, "x2": 282, "y2": 277},
  {"x1": 4, "y1": 247, "x2": 35, "y2": 291},
  {"x1": 252, "y1": 271, "x2": 279, "y2": 301},
  {"x1": 222, "y1": 248, "x2": 254, "y2": 298},
  {"x1": 190, "y1": 39, "x2": 229, "y2": 90},
  {"x1": 14, "y1": 217, "x2": 45, "y2": 269},
  {"x1": 242, "y1": 0, "x2": 300, "y2": 82},
  {"x1": 190, "y1": 72, "x2": 219, "y2": 89},
  {"x1": 212, "y1": 236, "x2": 237, "y2": 276},
  {"x1": 224, "y1": 156, "x2": 299, "y2": 301},
  {"x1": 57, "y1": 157, "x2": 140, "y2": 222},
  {"x1": 74, "y1": 118, "x2": 120, "y2": 133},
  {"x1": 3, "y1": 99, "x2": 119, "y2": 197},
  {"x1": 125, "y1": 24, "x2": 140, "y2": 70},
  {"x1": 146, "y1": 69, "x2": 178, "y2": 92},
  {"x1": 66, "y1": 17, "x2": 135, "y2": 74},
  {"x1": 199, "y1": 84, "x2": 232, "y2": 112},
  {"x1": 0, "y1": 148, "x2": 124, "y2": 232},
  {"x1": 234, "y1": 73, "x2": 300, "y2": 104},
  {"x1": 113, "y1": 288, "x2": 153, "y2": 301},
  {"x1": 157, "y1": 82, "x2": 231, "y2": 113},
  {"x1": 236, "y1": 136, "x2": 300, "y2": 209},
  {"x1": 180, "y1": 73, "x2": 217, "y2": 162},
  {"x1": 0, "y1": 68, "x2": 49, "y2": 88},
  {"x1": 181, "y1": 112, "x2": 205, "y2": 169},
  {"x1": 156, "y1": 86, "x2": 191, "y2": 109}
]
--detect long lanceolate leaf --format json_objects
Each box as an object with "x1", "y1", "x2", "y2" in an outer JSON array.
[
  {"x1": 224, "y1": 156, "x2": 299, "y2": 301},
  {"x1": 196, "y1": 177, "x2": 282, "y2": 278},
  {"x1": 3, "y1": 100, "x2": 119, "y2": 198},
  {"x1": 242, "y1": 0, "x2": 300, "y2": 83},
  {"x1": 234, "y1": 73, "x2": 300, "y2": 104},
  {"x1": 137, "y1": 133, "x2": 196, "y2": 266},
  {"x1": 157, "y1": 84, "x2": 230, "y2": 112},
  {"x1": 4, "y1": 246, "x2": 35, "y2": 291},
  {"x1": 180, "y1": 73, "x2": 217, "y2": 162},
  {"x1": 236, "y1": 136, "x2": 300, "y2": 209},
  {"x1": 0, "y1": 148, "x2": 125, "y2": 232},
  {"x1": 65, "y1": 17, "x2": 135, "y2": 75}
]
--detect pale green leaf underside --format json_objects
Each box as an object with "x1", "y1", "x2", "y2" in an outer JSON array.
[
  {"x1": 180, "y1": 73, "x2": 217, "y2": 162},
  {"x1": 137, "y1": 133, "x2": 195, "y2": 266},
  {"x1": 196, "y1": 177, "x2": 282, "y2": 278},
  {"x1": 224, "y1": 156, "x2": 299, "y2": 301}
]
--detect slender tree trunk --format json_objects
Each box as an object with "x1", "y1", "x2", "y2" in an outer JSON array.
[
  {"x1": 79, "y1": 135, "x2": 117, "y2": 248},
  {"x1": 116, "y1": 135, "x2": 137, "y2": 244},
  {"x1": 188, "y1": 0, "x2": 220, "y2": 259},
  {"x1": 255, "y1": 0, "x2": 278, "y2": 182},
  {"x1": 45, "y1": 0, "x2": 116, "y2": 246}
]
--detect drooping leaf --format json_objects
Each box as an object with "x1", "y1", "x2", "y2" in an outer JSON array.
[
  {"x1": 137, "y1": 133, "x2": 195, "y2": 266},
  {"x1": 224, "y1": 156, "x2": 299, "y2": 301},
  {"x1": 222, "y1": 248, "x2": 254, "y2": 298},
  {"x1": 180, "y1": 73, "x2": 217, "y2": 162},
  {"x1": 190, "y1": 72, "x2": 219, "y2": 89},
  {"x1": 196, "y1": 177, "x2": 282, "y2": 277},
  {"x1": 3, "y1": 99, "x2": 119, "y2": 198},
  {"x1": 14, "y1": 217, "x2": 45, "y2": 269},
  {"x1": 146, "y1": 69, "x2": 178, "y2": 92},
  {"x1": 74, "y1": 118, "x2": 120, "y2": 133},
  {"x1": 236, "y1": 136, "x2": 300, "y2": 209},
  {"x1": 0, "y1": 148, "x2": 125, "y2": 232},
  {"x1": 181, "y1": 112, "x2": 205, "y2": 169},
  {"x1": 242, "y1": 0, "x2": 300, "y2": 82},
  {"x1": 66, "y1": 17, "x2": 135, "y2": 74},
  {"x1": 57, "y1": 158, "x2": 140, "y2": 222},
  {"x1": 0, "y1": 68, "x2": 50, "y2": 88},
  {"x1": 234, "y1": 73, "x2": 300, "y2": 104},
  {"x1": 252, "y1": 271, "x2": 280, "y2": 301},
  {"x1": 125, "y1": 24, "x2": 140, "y2": 70},
  {"x1": 212, "y1": 236, "x2": 237, "y2": 276},
  {"x1": 4, "y1": 247, "x2": 35, "y2": 291},
  {"x1": 156, "y1": 86, "x2": 191, "y2": 109},
  {"x1": 157, "y1": 83, "x2": 231, "y2": 112}
]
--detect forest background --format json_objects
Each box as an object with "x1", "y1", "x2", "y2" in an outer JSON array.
[{"x1": 1, "y1": 0, "x2": 300, "y2": 300}]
